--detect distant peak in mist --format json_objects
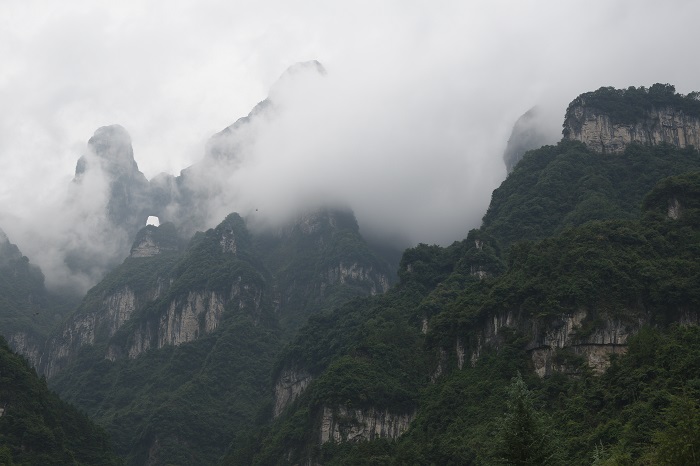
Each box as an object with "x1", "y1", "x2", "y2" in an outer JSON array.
[
  {"x1": 81, "y1": 124, "x2": 139, "y2": 177},
  {"x1": 281, "y1": 60, "x2": 327, "y2": 78},
  {"x1": 503, "y1": 106, "x2": 558, "y2": 174},
  {"x1": 204, "y1": 61, "x2": 325, "y2": 163}
]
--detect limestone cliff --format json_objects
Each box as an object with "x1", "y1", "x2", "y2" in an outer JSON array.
[
  {"x1": 273, "y1": 368, "x2": 313, "y2": 418},
  {"x1": 563, "y1": 85, "x2": 700, "y2": 153},
  {"x1": 41, "y1": 281, "x2": 168, "y2": 377},
  {"x1": 319, "y1": 406, "x2": 415, "y2": 444},
  {"x1": 466, "y1": 308, "x2": 639, "y2": 377},
  {"x1": 129, "y1": 223, "x2": 181, "y2": 258},
  {"x1": 41, "y1": 214, "x2": 263, "y2": 375},
  {"x1": 564, "y1": 106, "x2": 700, "y2": 154},
  {"x1": 42, "y1": 205, "x2": 394, "y2": 381},
  {"x1": 7, "y1": 331, "x2": 43, "y2": 368},
  {"x1": 118, "y1": 278, "x2": 263, "y2": 359}
]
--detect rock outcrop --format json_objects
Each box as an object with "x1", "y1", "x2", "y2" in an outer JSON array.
[
  {"x1": 564, "y1": 106, "x2": 700, "y2": 154},
  {"x1": 325, "y1": 263, "x2": 390, "y2": 296},
  {"x1": 129, "y1": 223, "x2": 180, "y2": 258},
  {"x1": 462, "y1": 308, "x2": 642, "y2": 377},
  {"x1": 7, "y1": 331, "x2": 43, "y2": 368},
  {"x1": 41, "y1": 282, "x2": 166, "y2": 377},
  {"x1": 78, "y1": 125, "x2": 153, "y2": 232},
  {"x1": 273, "y1": 368, "x2": 313, "y2": 418},
  {"x1": 319, "y1": 406, "x2": 415, "y2": 444},
  {"x1": 562, "y1": 85, "x2": 700, "y2": 154}
]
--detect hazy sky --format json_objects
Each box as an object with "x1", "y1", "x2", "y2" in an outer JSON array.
[{"x1": 1, "y1": 0, "x2": 700, "y2": 289}]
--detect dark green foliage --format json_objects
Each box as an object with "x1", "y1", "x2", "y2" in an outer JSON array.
[
  {"x1": 23, "y1": 88, "x2": 700, "y2": 465},
  {"x1": 482, "y1": 140, "x2": 700, "y2": 248},
  {"x1": 0, "y1": 232, "x2": 78, "y2": 356},
  {"x1": 238, "y1": 145, "x2": 700, "y2": 465},
  {"x1": 650, "y1": 394, "x2": 700, "y2": 465},
  {"x1": 48, "y1": 208, "x2": 396, "y2": 465},
  {"x1": 0, "y1": 337, "x2": 121, "y2": 465},
  {"x1": 255, "y1": 207, "x2": 396, "y2": 334},
  {"x1": 131, "y1": 221, "x2": 181, "y2": 253},
  {"x1": 236, "y1": 282, "x2": 432, "y2": 464},
  {"x1": 51, "y1": 316, "x2": 280, "y2": 465},
  {"x1": 492, "y1": 374, "x2": 562, "y2": 465}
]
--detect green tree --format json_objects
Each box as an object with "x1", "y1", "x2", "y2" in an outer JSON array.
[
  {"x1": 650, "y1": 394, "x2": 700, "y2": 465},
  {"x1": 494, "y1": 374, "x2": 562, "y2": 465}
]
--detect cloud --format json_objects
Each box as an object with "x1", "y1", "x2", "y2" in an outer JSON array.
[{"x1": 1, "y1": 0, "x2": 700, "y2": 291}]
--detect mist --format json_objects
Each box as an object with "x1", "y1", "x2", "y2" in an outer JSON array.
[{"x1": 2, "y1": 0, "x2": 700, "y2": 292}]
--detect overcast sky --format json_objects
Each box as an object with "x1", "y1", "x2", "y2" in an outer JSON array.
[{"x1": 2, "y1": 0, "x2": 700, "y2": 286}]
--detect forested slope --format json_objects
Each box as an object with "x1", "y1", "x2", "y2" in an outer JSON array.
[
  {"x1": 231, "y1": 141, "x2": 700, "y2": 465},
  {"x1": 48, "y1": 209, "x2": 394, "y2": 465},
  {"x1": 0, "y1": 337, "x2": 121, "y2": 465}
]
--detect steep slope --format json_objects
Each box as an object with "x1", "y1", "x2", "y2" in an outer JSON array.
[
  {"x1": 230, "y1": 87, "x2": 700, "y2": 465},
  {"x1": 46, "y1": 207, "x2": 393, "y2": 465},
  {"x1": 255, "y1": 207, "x2": 391, "y2": 334},
  {"x1": 483, "y1": 139, "x2": 700, "y2": 248},
  {"x1": 64, "y1": 125, "x2": 154, "y2": 287},
  {"x1": 0, "y1": 229, "x2": 78, "y2": 367},
  {"x1": 0, "y1": 336, "x2": 121, "y2": 465},
  {"x1": 237, "y1": 165, "x2": 700, "y2": 466},
  {"x1": 150, "y1": 60, "x2": 327, "y2": 238}
]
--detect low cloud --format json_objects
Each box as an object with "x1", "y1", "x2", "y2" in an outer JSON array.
[{"x1": 1, "y1": 0, "x2": 700, "y2": 292}]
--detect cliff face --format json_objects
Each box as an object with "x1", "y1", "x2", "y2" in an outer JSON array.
[
  {"x1": 319, "y1": 406, "x2": 415, "y2": 444},
  {"x1": 114, "y1": 280, "x2": 263, "y2": 360},
  {"x1": 7, "y1": 331, "x2": 43, "y2": 368},
  {"x1": 43, "y1": 208, "x2": 393, "y2": 382},
  {"x1": 563, "y1": 105, "x2": 700, "y2": 154},
  {"x1": 42, "y1": 282, "x2": 167, "y2": 377},
  {"x1": 464, "y1": 308, "x2": 640, "y2": 377},
  {"x1": 273, "y1": 368, "x2": 313, "y2": 418},
  {"x1": 40, "y1": 216, "x2": 262, "y2": 376}
]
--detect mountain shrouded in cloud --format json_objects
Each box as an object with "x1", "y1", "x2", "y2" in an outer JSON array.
[
  {"x1": 2, "y1": 2, "x2": 700, "y2": 294},
  {"x1": 0, "y1": 124, "x2": 152, "y2": 293},
  {"x1": 152, "y1": 58, "x2": 507, "y2": 244},
  {"x1": 0, "y1": 59, "x2": 507, "y2": 293},
  {"x1": 502, "y1": 107, "x2": 556, "y2": 174}
]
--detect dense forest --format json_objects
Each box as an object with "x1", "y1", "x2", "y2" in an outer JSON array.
[
  {"x1": 0, "y1": 337, "x2": 121, "y2": 465},
  {"x1": 1, "y1": 85, "x2": 699, "y2": 465},
  {"x1": 227, "y1": 141, "x2": 700, "y2": 465}
]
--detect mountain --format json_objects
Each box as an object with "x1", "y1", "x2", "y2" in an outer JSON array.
[
  {"x1": 0, "y1": 60, "x2": 398, "y2": 465},
  {"x1": 0, "y1": 229, "x2": 78, "y2": 367},
  {"x1": 0, "y1": 336, "x2": 121, "y2": 465},
  {"x1": 502, "y1": 107, "x2": 552, "y2": 174},
  {"x1": 64, "y1": 124, "x2": 154, "y2": 285},
  {"x1": 45, "y1": 206, "x2": 393, "y2": 464},
  {"x1": 149, "y1": 60, "x2": 328, "y2": 238},
  {"x1": 223, "y1": 86, "x2": 700, "y2": 465},
  {"x1": 3, "y1": 82, "x2": 700, "y2": 465}
]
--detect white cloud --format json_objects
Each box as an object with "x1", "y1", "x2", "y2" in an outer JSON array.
[{"x1": 1, "y1": 0, "x2": 700, "y2": 289}]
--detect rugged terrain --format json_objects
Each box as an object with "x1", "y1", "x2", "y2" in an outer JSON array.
[{"x1": 1, "y1": 84, "x2": 699, "y2": 465}]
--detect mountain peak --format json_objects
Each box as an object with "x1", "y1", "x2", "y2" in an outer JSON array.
[
  {"x1": 77, "y1": 124, "x2": 138, "y2": 177},
  {"x1": 279, "y1": 60, "x2": 326, "y2": 79}
]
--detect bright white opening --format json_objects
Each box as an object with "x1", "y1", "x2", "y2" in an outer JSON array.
[{"x1": 146, "y1": 216, "x2": 160, "y2": 227}]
